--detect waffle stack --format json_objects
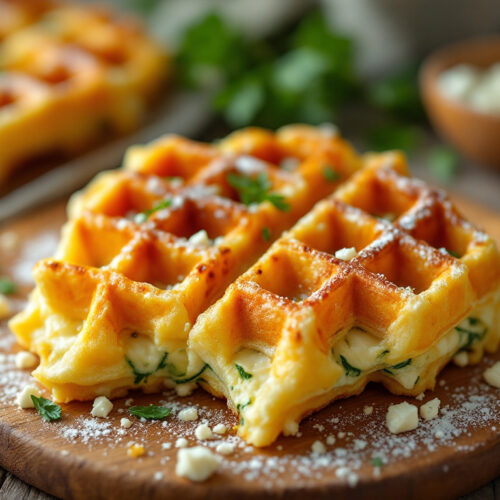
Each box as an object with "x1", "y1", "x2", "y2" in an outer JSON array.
[
  {"x1": 189, "y1": 151, "x2": 500, "y2": 446},
  {"x1": 10, "y1": 125, "x2": 361, "y2": 402},
  {"x1": 0, "y1": 0, "x2": 166, "y2": 184}
]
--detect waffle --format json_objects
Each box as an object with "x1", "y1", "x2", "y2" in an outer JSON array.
[
  {"x1": 189, "y1": 151, "x2": 500, "y2": 446},
  {"x1": 0, "y1": 0, "x2": 166, "y2": 184},
  {"x1": 10, "y1": 125, "x2": 361, "y2": 402}
]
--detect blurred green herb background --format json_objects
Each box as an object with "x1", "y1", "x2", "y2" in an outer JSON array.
[{"x1": 124, "y1": 3, "x2": 460, "y2": 183}]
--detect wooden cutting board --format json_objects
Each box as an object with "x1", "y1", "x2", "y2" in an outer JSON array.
[{"x1": 0, "y1": 197, "x2": 499, "y2": 500}]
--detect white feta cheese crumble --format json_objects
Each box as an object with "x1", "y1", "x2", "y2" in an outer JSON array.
[
  {"x1": 213, "y1": 423, "x2": 227, "y2": 435},
  {"x1": 91, "y1": 396, "x2": 113, "y2": 418},
  {"x1": 386, "y1": 402, "x2": 419, "y2": 434},
  {"x1": 311, "y1": 440, "x2": 326, "y2": 454},
  {"x1": 17, "y1": 385, "x2": 40, "y2": 409},
  {"x1": 363, "y1": 405, "x2": 373, "y2": 415},
  {"x1": 188, "y1": 229, "x2": 212, "y2": 247},
  {"x1": 176, "y1": 437, "x2": 188, "y2": 448},
  {"x1": 153, "y1": 471, "x2": 163, "y2": 481},
  {"x1": 453, "y1": 351, "x2": 469, "y2": 367},
  {"x1": 177, "y1": 407, "x2": 198, "y2": 422},
  {"x1": 195, "y1": 423, "x2": 213, "y2": 440},
  {"x1": 120, "y1": 418, "x2": 133, "y2": 429},
  {"x1": 415, "y1": 392, "x2": 425, "y2": 401},
  {"x1": 175, "y1": 383, "x2": 196, "y2": 397},
  {"x1": 175, "y1": 446, "x2": 220, "y2": 482},
  {"x1": 420, "y1": 398, "x2": 441, "y2": 420},
  {"x1": 483, "y1": 362, "x2": 500, "y2": 388},
  {"x1": 335, "y1": 247, "x2": 357, "y2": 261},
  {"x1": 15, "y1": 351, "x2": 38, "y2": 369},
  {"x1": 326, "y1": 435, "x2": 336, "y2": 445},
  {"x1": 215, "y1": 442, "x2": 235, "y2": 455}
]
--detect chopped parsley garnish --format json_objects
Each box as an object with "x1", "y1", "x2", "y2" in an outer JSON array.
[
  {"x1": 383, "y1": 358, "x2": 412, "y2": 375},
  {"x1": 235, "y1": 364, "x2": 253, "y2": 380},
  {"x1": 391, "y1": 358, "x2": 412, "y2": 370},
  {"x1": 31, "y1": 395, "x2": 61, "y2": 422},
  {"x1": 371, "y1": 457, "x2": 384, "y2": 468},
  {"x1": 126, "y1": 352, "x2": 167, "y2": 385},
  {"x1": 456, "y1": 317, "x2": 487, "y2": 351},
  {"x1": 428, "y1": 146, "x2": 459, "y2": 184},
  {"x1": 236, "y1": 399, "x2": 252, "y2": 412},
  {"x1": 322, "y1": 165, "x2": 340, "y2": 183},
  {"x1": 134, "y1": 199, "x2": 172, "y2": 224},
  {"x1": 446, "y1": 249, "x2": 460, "y2": 258},
  {"x1": 129, "y1": 405, "x2": 171, "y2": 420},
  {"x1": 377, "y1": 349, "x2": 390, "y2": 359},
  {"x1": 340, "y1": 355, "x2": 361, "y2": 377},
  {"x1": 173, "y1": 363, "x2": 209, "y2": 384},
  {"x1": 227, "y1": 172, "x2": 290, "y2": 211},
  {"x1": 261, "y1": 226, "x2": 271, "y2": 242},
  {"x1": 0, "y1": 277, "x2": 16, "y2": 295},
  {"x1": 414, "y1": 376, "x2": 420, "y2": 387}
]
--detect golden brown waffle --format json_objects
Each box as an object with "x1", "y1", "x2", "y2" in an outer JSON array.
[
  {"x1": 10, "y1": 125, "x2": 361, "y2": 402},
  {"x1": 189, "y1": 151, "x2": 500, "y2": 446},
  {"x1": 0, "y1": 0, "x2": 166, "y2": 184}
]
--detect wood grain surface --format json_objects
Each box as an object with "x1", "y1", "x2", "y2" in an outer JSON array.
[{"x1": 0, "y1": 196, "x2": 499, "y2": 500}]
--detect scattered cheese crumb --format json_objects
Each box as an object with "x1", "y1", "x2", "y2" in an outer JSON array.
[
  {"x1": 363, "y1": 405, "x2": 373, "y2": 415},
  {"x1": 177, "y1": 407, "x2": 198, "y2": 422},
  {"x1": 213, "y1": 423, "x2": 227, "y2": 435},
  {"x1": 16, "y1": 385, "x2": 40, "y2": 409},
  {"x1": 215, "y1": 442, "x2": 235, "y2": 455},
  {"x1": 311, "y1": 440, "x2": 326, "y2": 454},
  {"x1": 161, "y1": 443, "x2": 172, "y2": 450},
  {"x1": 337, "y1": 431, "x2": 346, "y2": 439},
  {"x1": 153, "y1": 472, "x2": 163, "y2": 481},
  {"x1": 175, "y1": 383, "x2": 195, "y2": 397},
  {"x1": 453, "y1": 351, "x2": 469, "y2": 367},
  {"x1": 283, "y1": 420, "x2": 299, "y2": 436},
  {"x1": 420, "y1": 398, "x2": 441, "y2": 420},
  {"x1": 127, "y1": 444, "x2": 145, "y2": 458},
  {"x1": 188, "y1": 230, "x2": 211, "y2": 246},
  {"x1": 415, "y1": 392, "x2": 425, "y2": 401},
  {"x1": 15, "y1": 351, "x2": 38, "y2": 369},
  {"x1": 386, "y1": 402, "x2": 419, "y2": 434},
  {"x1": 91, "y1": 396, "x2": 113, "y2": 418},
  {"x1": 335, "y1": 247, "x2": 357, "y2": 261},
  {"x1": 326, "y1": 435, "x2": 336, "y2": 445},
  {"x1": 195, "y1": 423, "x2": 213, "y2": 440},
  {"x1": 483, "y1": 362, "x2": 500, "y2": 388},
  {"x1": 120, "y1": 418, "x2": 132, "y2": 429},
  {"x1": 176, "y1": 437, "x2": 188, "y2": 448},
  {"x1": 176, "y1": 446, "x2": 220, "y2": 482},
  {"x1": 435, "y1": 429, "x2": 445, "y2": 439}
]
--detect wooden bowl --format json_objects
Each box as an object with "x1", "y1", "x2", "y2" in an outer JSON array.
[{"x1": 420, "y1": 36, "x2": 500, "y2": 169}]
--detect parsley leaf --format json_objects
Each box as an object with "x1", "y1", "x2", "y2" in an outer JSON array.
[
  {"x1": 235, "y1": 364, "x2": 253, "y2": 380},
  {"x1": 31, "y1": 395, "x2": 61, "y2": 422},
  {"x1": 340, "y1": 355, "x2": 361, "y2": 377},
  {"x1": 126, "y1": 352, "x2": 167, "y2": 385},
  {"x1": 391, "y1": 358, "x2": 412, "y2": 370},
  {"x1": 134, "y1": 200, "x2": 172, "y2": 224},
  {"x1": 236, "y1": 399, "x2": 252, "y2": 412},
  {"x1": 367, "y1": 123, "x2": 422, "y2": 154},
  {"x1": 446, "y1": 249, "x2": 460, "y2": 258},
  {"x1": 0, "y1": 277, "x2": 16, "y2": 295},
  {"x1": 227, "y1": 172, "x2": 290, "y2": 211},
  {"x1": 173, "y1": 363, "x2": 209, "y2": 384},
  {"x1": 261, "y1": 226, "x2": 271, "y2": 242},
  {"x1": 371, "y1": 457, "x2": 384, "y2": 468},
  {"x1": 428, "y1": 146, "x2": 459, "y2": 183},
  {"x1": 322, "y1": 165, "x2": 340, "y2": 183},
  {"x1": 129, "y1": 405, "x2": 171, "y2": 420}
]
